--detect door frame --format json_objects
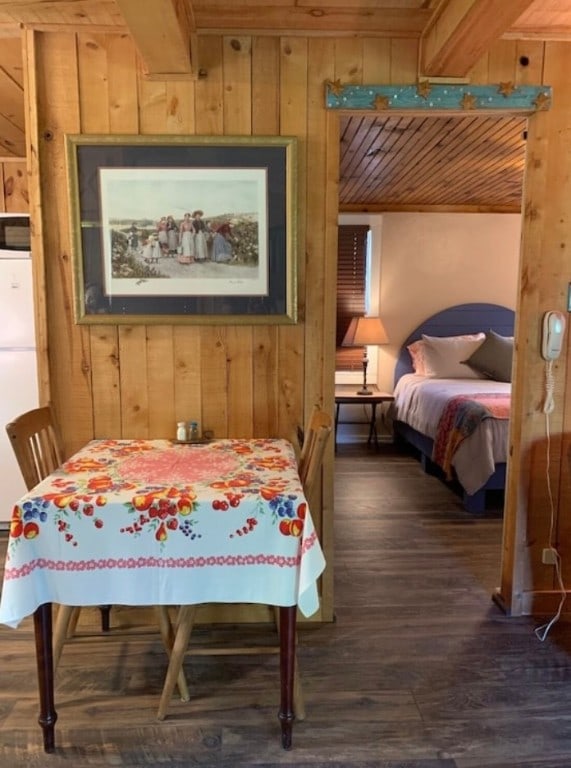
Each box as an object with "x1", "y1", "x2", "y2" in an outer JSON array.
[{"x1": 324, "y1": 80, "x2": 552, "y2": 616}]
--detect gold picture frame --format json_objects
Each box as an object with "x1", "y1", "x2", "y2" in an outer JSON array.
[{"x1": 66, "y1": 134, "x2": 297, "y2": 325}]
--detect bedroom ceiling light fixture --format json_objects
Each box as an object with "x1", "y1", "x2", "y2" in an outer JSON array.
[{"x1": 342, "y1": 315, "x2": 389, "y2": 396}]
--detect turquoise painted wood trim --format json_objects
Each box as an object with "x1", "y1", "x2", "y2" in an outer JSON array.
[{"x1": 325, "y1": 83, "x2": 552, "y2": 112}]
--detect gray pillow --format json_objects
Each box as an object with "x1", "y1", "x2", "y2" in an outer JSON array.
[{"x1": 462, "y1": 330, "x2": 513, "y2": 382}]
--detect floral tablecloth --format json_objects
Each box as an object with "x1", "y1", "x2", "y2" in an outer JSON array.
[{"x1": 0, "y1": 438, "x2": 326, "y2": 628}]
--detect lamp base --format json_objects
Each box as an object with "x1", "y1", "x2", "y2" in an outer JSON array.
[{"x1": 356, "y1": 387, "x2": 373, "y2": 396}]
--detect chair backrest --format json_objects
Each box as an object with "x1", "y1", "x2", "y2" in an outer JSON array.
[
  {"x1": 5, "y1": 406, "x2": 64, "y2": 490},
  {"x1": 298, "y1": 405, "x2": 332, "y2": 502}
]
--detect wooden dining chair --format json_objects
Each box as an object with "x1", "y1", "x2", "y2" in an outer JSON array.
[
  {"x1": 5, "y1": 406, "x2": 112, "y2": 653},
  {"x1": 156, "y1": 406, "x2": 332, "y2": 723},
  {"x1": 298, "y1": 404, "x2": 333, "y2": 504},
  {"x1": 5, "y1": 406, "x2": 189, "y2": 698},
  {"x1": 6, "y1": 405, "x2": 64, "y2": 492},
  {"x1": 274, "y1": 404, "x2": 332, "y2": 717}
]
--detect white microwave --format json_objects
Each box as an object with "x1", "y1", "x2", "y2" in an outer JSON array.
[{"x1": 0, "y1": 213, "x2": 31, "y2": 256}]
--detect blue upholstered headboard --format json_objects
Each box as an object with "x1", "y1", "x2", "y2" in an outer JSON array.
[{"x1": 393, "y1": 302, "x2": 515, "y2": 387}]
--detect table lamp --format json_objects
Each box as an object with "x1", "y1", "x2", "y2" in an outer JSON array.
[{"x1": 341, "y1": 315, "x2": 389, "y2": 395}]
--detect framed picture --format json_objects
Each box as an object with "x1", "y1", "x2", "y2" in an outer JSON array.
[{"x1": 65, "y1": 134, "x2": 297, "y2": 324}]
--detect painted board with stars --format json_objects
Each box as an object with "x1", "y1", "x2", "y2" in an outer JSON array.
[{"x1": 325, "y1": 82, "x2": 551, "y2": 113}]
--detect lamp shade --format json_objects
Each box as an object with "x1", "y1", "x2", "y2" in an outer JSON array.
[{"x1": 341, "y1": 315, "x2": 389, "y2": 347}]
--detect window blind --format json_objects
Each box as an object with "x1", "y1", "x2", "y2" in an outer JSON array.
[{"x1": 336, "y1": 225, "x2": 369, "y2": 371}]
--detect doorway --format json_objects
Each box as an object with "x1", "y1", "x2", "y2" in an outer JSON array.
[{"x1": 329, "y1": 100, "x2": 537, "y2": 615}]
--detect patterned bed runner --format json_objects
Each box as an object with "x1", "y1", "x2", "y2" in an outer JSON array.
[{"x1": 432, "y1": 394, "x2": 510, "y2": 479}]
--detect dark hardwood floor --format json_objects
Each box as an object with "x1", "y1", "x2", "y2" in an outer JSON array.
[{"x1": 2, "y1": 442, "x2": 571, "y2": 767}]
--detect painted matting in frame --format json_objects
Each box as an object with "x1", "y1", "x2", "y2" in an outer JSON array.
[{"x1": 65, "y1": 135, "x2": 297, "y2": 324}]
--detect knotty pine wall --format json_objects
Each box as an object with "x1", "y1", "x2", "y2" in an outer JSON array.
[
  {"x1": 0, "y1": 159, "x2": 27, "y2": 211},
  {"x1": 20, "y1": 29, "x2": 571, "y2": 618}
]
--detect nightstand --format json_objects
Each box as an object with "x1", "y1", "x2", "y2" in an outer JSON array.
[{"x1": 334, "y1": 385, "x2": 394, "y2": 449}]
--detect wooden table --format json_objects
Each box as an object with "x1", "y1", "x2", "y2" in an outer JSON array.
[
  {"x1": 0, "y1": 438, "x2": 325, "y2": 752},
  {"x1": 334, "y1": 385, "x2": 394, "y2": 448}
]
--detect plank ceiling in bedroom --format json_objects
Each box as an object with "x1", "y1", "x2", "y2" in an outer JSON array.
[{"x1": 338, "y1": 113, "x2": 529, "y2": 213}]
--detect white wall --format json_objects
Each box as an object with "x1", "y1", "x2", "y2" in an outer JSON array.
[{"x1": 377, "y1": 212, "x2": 521, "y2": 393}]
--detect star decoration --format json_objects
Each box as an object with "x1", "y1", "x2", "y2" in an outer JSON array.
[
  {"x1": 417, "y1": 80, "x2": 432, "y2": 99},
  {"x1": 373, "y1": 94, "x2": 390, "y2": 110},
  {"x1": 460, "y1": 92, "x2": 477, "y2": 110},
  {"x1": 326, "y1": 79, "x2": 343, "y2": 97},
  {"x1": 534, "y1": 91, "x2": 551, "y2": 111},
  {"x1": 498, "y1": 81, "x2": 515, "y2": 98}
]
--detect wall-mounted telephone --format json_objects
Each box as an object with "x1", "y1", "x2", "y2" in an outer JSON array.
[{"x1": 541, "y1": 311, "x2": 566, "y2": 361}]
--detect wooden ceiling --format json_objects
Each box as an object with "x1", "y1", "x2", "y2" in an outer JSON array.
[
  {"x1": 1, "y1": 1, "x2": 571, "y2": 40},
  {"x1": 339, "y1": 113, "x2": 528, "y2": 212},
  {"x1": 1, "y1": 1, "x2": 571, "y2": 211}
]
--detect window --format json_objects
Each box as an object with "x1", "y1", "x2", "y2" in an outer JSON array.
[{"x1": 336, "y1": 224, "x2": 369, "y2": 371}]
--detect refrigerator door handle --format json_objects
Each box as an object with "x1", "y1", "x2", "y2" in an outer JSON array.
[{"x1": 0, "y1": 346, "x2": 36, "y2": 352}]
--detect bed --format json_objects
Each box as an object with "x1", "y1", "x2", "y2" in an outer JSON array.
[{"x1": 390, "y1": 303, "x2": 515, "y2": 513}]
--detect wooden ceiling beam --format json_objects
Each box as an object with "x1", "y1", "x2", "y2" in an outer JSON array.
[
  {"x1": 192, "y1": 6, "x2": 429, "y2": 36},
  {"x1": 114, "y1": 0, "x2": 196, "y2": 78},
  {"x1": 420, "y1": 0, "x2": 536, "y2": 77}
]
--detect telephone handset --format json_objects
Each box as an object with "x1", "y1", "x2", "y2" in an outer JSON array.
[{"x1": 541, "y1": 311, "x2": 566, "y2": 361}]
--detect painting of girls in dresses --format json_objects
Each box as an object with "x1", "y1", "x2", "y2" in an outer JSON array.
[
  {"x1": 109, "y1": 211, "x2": 259, "y2": 284},
  {"x1": 100, "y1": 168, "x2": 265, "y2": 292},
  {"x1": 75, "y1": 144, "x2": 295, "y2": 320}
]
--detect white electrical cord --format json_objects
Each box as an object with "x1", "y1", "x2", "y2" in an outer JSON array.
[
  {"x1": 543, "y1": 359, "x2": 555, "y2": 415},
  {"x1": 535, "y1": 359, "x2": 567, "y2": 641}
]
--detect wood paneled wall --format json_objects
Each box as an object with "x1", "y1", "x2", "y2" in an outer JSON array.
[
  {"x1": 23, "y1": 29, "x2": 335, "y2": 619},
  {"x1": 504, "y1": 42, "x2": 571, "y2": 618},
  {"x1": 20, "y1": 29, "x2": 571, "y2": 619},
  {"x1": 0, "y1": 159, "x2": 27, "y2": 211},
  {"x1": 0, "y1": 36, "x2": 25, "y2": 158}
]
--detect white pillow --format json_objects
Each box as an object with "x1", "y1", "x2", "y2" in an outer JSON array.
[
  {"x1": 407, "y1": 339, "x2": 428, "y2": 375},
  {"x1": 421, "y1": 333, "x2": 485, "y2": 378}
]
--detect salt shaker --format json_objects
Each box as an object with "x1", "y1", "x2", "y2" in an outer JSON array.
[
  {"x1": 176, "y1": 421, "x2": 187, "y2": 441},
  {"x1": 189, "y1": 421, "x2": 199, "y2": 441}
]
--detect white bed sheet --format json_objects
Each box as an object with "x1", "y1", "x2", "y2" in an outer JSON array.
[{"x1": 392, "y1": 374, "x2": 511, "y2": 495}]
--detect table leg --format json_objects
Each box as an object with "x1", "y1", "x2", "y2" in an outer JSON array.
[
  {"x1": 154, "y1": 605, "x2": 190, "y2": 702},
  {"x1": 33, "y1": 603, "x2": 57, "y2": 753},
  {"x1": 157, "y1": 605, "x2": 197, "y2": 720},
  {"x1": 278, "y1": 605, "x2": 296, "y2": 750},
  {"x1": 367, "y1": 403, "x2": 379, "y2": 447}
]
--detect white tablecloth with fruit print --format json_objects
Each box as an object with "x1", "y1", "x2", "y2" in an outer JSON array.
[{"x1": 0, "y1": 438, "x2": 325, "y2": 628}]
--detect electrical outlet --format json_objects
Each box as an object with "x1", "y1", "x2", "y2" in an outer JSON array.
[{"x1": 542, "y1": 547, "x2": 558, "y2": 565}]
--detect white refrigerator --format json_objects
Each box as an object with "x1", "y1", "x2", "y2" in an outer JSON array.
[{"x1": 0, "y1": 249, "x2": 39, "y2": 525}]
